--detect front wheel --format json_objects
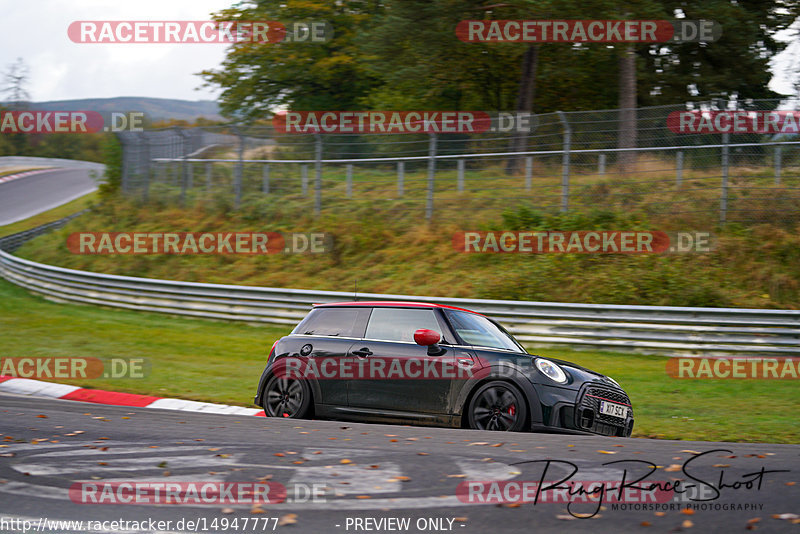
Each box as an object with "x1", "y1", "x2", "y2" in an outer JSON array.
[
  {"x1": 262, "y1": 376, "x2": 312, "y2": 418},
  {"x1": 466, "y1": 381, "x2": 527, "y2": 432}
]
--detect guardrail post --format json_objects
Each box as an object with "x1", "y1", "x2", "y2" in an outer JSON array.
[
  {"x1": 426, "y1": 133, "x2": 437, "y2": 221},
  {"x1": 676, "y1": 150, "x2": 683, "y2": 187},
  {"x1": 397, "y1": 161, "x2": 404, "y2": 197},
  {"x1": 598, "y1": 154, "x2": 606, "y2": 175},
  {"x1": 775, "y1": 145, "x2": 782, "y2": 186},
  {"x1": 262, "y1": 163, "x2": 270, "y2": 194},
  {"x1": 457, "y1": 159, "x2": 465, "y2": 192},
  {"x1": 557, "y1": 111, "x2": 571, "y2": 212},
  {"x1": 720, "y1": 133, "x2": 729, "y2": 225},
  {"x1": 205, "y1": 161, "x2": 212, "y2": 195},
  {"x1": 301, "y1": 165, "x2": 309, "y2": 196},
  {"x1": 314, "y1": 134, "x2": 322, "y2": 216},
  {"x1": 346, "y1": 164, "x2": 353, "y2": 198},
  {"x1": 525, "y1": 156, "x2": 532, "y2": 191}
]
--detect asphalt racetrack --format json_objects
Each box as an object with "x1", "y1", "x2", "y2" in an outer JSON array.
[{"x1": 1, "y1": 393, "x2": 798, "y2": 533}]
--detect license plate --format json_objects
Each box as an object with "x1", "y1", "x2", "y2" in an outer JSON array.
[{"x1": 599, "y1": 400, "x2": 628, "y2": 419}]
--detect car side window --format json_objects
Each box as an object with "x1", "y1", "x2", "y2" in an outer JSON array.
[
  {"x1": 364, "y1": 308, "x2": 442, "y2": 343},
  {"x1": 291, "y1": 308, "x2": 367, "y2": 338}
]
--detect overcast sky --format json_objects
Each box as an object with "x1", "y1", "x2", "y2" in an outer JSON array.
[
  {"x1": 1, "y1": 0, "x2": 232, "y2": 102},
  {"x1": 1, "y1": 1, "x2": 798, "y2": 103}
]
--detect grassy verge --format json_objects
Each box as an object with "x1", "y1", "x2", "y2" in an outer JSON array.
[
  {"x1": 0, "y1": 278, "x2": 796, "y2": 443},
  {"x1": 0, "y1": 191, "x2": 99, "y2": 238}
]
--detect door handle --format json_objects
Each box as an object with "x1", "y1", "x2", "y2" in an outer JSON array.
[{"x1": 352, "y1": 348, "x2": 373, "y2": 358}]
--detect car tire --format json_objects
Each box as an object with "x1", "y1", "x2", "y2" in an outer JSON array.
[
  {"x1": 466, "y1": 381, "x2": 527, "y2": 432},
  {"x1": 262, "y1": 375, "x2": 312, "y2": 419}
]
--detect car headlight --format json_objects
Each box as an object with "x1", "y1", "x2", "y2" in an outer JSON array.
[{"x1": 535, "y1": 358, "x2": 567, "y2": 384}]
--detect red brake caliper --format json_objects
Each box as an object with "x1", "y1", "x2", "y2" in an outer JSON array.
[{"x1": 508, "y1": 405, "x2": 516, "y2": 416}]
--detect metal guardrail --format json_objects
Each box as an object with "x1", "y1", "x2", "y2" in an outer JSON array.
[{"x1": 1, "y1": 221, "x2": 798, "y2": 356}]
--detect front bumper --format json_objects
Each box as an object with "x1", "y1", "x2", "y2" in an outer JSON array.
[{"x1": 539, "y1": 382, "x2": 634, "y2": 437}]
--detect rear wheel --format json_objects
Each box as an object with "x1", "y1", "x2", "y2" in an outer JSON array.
[
  {"x1": 467, "y1": 381, "x2": 527, "y2": 431},
  {"x1": 262, "y1": 376, "x2": 312, "y2": 418}
]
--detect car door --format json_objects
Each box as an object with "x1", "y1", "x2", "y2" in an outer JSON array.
[
  {"x1": 346, "y1": 307, "x2": 458, "y2": 415},
  {"x1": 287, "y1": 307, "x2": 370, "y2": 406}
]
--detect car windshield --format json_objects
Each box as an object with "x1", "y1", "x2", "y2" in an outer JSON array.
[{"x1": 445, "y1": 310, "x2": 525, "y2": 352}]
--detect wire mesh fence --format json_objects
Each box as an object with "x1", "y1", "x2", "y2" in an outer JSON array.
[{"x1": 117, "y1": 99, "x2": 800, "y2": 228}]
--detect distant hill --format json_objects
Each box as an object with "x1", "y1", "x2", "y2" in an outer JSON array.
[{"x1": 5, "y1": 97, "x2": 224, "y2": 123}]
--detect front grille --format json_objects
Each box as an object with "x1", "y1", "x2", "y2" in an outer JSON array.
[{"x1": 576, "y1": 384, "x2": 633, "y2": 437}]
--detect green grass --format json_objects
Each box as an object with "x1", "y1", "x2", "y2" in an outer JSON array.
[
  {"x1": 0, "y1": 191, "x2": 99, "y2": 238},
  {"x1": 0, "y1": 278, "x2": 796, "y2": 443}
]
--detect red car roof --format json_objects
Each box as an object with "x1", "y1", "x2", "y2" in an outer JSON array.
[{"x1": 313, "y1": 301, "x2": 483, "y2": 315}]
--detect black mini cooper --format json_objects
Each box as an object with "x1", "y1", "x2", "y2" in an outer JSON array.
[{"x1": 255, "y1": 301, "x2": 633, "y2": 436}]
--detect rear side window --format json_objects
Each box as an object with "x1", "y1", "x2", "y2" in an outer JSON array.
[
  {"x1": 365, "y1": 308, "x2": 442, "y2": 342},
  {"x1": 292, "y1": 308, "x2": 367, "y2": 338}
]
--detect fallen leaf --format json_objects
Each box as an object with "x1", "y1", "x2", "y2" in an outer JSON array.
[
  {"x1": 680, "y1": 450, "x2": 701, "y2": 454},
  {"x1": 681, "y1": 509, "x2": 695, "y2": 515},
  {"x1": 641, "y1": 521, "x2": 651, "y2": 527},
  {"x1": 356, "y1": 495, "x2": 371, "y2": 499},
  {"x1": 556, "y1": 515, "x2": 576, "y2": 521},
  {"x1": 665, "y1": 464, "x2": 682, "y2": 472},
  {"x1": 221, "y1": 508, "x2": 234, "y2": 514},
  {"x1": 468, "y1": 442, "x2": 489, "y2": 446},
  {"x1": 447, "y1": 474, "x2": 466, "y2": 478},
  {"x1": 654, "y1": 512, "x2": 666, "y2": 517},
  {"x1": 682, "y1": 519, "x2": 694, "y2": 528},
  {"x1": 597, "y1": 450, "x2": 616, "y2": 455},
  {"x1": 453, "y1": 518, "x2": 467, "y2": 523},
  {"x1": 250, "y1": 505, "x2": 265, "y2": 514},
  {"x1": 712, "y1": 464, "x2": 730, "y2": 468},
  {"x1": 491, "y1": 443, "x2": 504, "y2": 447},
  {"x1": 340, "y1": 459, "x2": 352, "y2": 464},
  {"x1": 417, "y1": 452, "x2": 429, "y2": 456},
  {"x1": 36, "y1": 415, "x2": 47, "y2": 418},
  {"x1": 278, "y1": 513, "x2": 297, "y2": 526},
  {"x1": 785, "y1": 482, "x2": 796, "y2": 486},
  {"x1": 773, "y1": 514, "x2": 799, "y2": 520}
]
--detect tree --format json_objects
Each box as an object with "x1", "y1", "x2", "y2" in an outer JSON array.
[{"x1": 2, "y1": 57, "x2": 31, "y2": 109}]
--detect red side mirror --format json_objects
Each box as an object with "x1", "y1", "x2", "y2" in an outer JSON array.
[{"x1": 414, "y1": 329, "x2": 441, "y2": 346}]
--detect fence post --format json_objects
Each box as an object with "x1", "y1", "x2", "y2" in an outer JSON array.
[
  {"x1": 457, "y1": 159, "x2": 465, "y2": 192},
  {"x1": 397, "y1": 161, "x2": 404, "y2": 197},
  {"x1": 525, "y1": 156, "x2": 532, "y2": 191},
  {"x1": 301, "y1": 165, "x2": 308, "y2": 196},
  {"x1": 426, "y1": 133, "x2": 437, "y2": 221},
  {"x1": 346, "y1": 164, "x2": 353, "y2": 198},
  {"x1": 179, "y1": 130, "x2": 189, "y2": 206},
  {"x1": 557, "y1": 111, "x2": 571, "y2": 212},
  {"x1": 120, "y1": 136, "x2": 130, "y2": 194},
  {"x1": 205, "y1": 161, "x2": 212, "y2": 195},
  {"x1": 775, "y1": 145, "x2": 782, "y2": 186},
  {"x1": 234, "y1": 128, "x2": 244, "y2": 209},
  {"x1": 598, "y1": 154, "x2": 606, "y2": 175},
  {"x1": 720, "y1": 133, "x2": 729, "y2": 225},
  {"x1": 262, "y1": 163, "x2": 270, "y2": 194},
  {"x1": 314, "y1": 134, "x2": 322, "y2": 216},
  {"x1": 139, "y1": 132, "x2": 150, "y2": 202},
  {"x1": 676, "y1": 151, "x2": 683, "y2": 187}
]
